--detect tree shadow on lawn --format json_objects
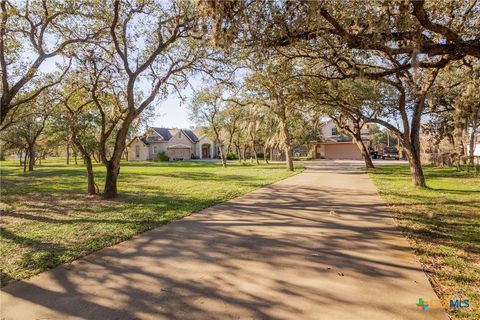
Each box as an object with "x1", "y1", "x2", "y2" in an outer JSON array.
[
  {"x1": 122, "y1": 161, "x2": 223, "y2": 168},
  {"x1": 129, "y1": 171, "x2": 265, "y2": 183},
  {"x1": 371, "y1": 164, "x2": 480, "y2": 179},
  {"x1": 1, "y1": 227, "x2": 70, "y2": 284},
  {"x1": 0, "y1": 188, "x2": 244, "y2": 286},
  {"x1": 0, "y1": 164, "x2": 90, "y2": 176},
  {"x1": 426, "y1": 187, "x2": 480, "y2": 194}
]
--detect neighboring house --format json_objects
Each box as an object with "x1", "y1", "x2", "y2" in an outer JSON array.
[
  {"x1": 467, "y1": 142, "x2": 480, "y2": 157},
  {"x1": 311, "y1": 119, "x2": 370, "y2": 160},
  {"x1": 127, "y1": 127, "x2": 219, "y2": 161},
  {"x1": 475, "y1": 143, "x2": 480, "y2": 157}
]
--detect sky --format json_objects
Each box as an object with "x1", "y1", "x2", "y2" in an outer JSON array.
[
  {"x1": 38, "y1": 56, "x2": 199, "y2": 130},
  {"x1": 150, "y1": 85, "x2": 197, "y2": 130}
]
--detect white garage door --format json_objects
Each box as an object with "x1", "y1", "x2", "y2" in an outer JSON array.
[{"x1": 169, "y1": 148, "x2": 190, "y2": 160}]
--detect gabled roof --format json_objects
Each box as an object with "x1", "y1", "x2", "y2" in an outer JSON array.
[
  {"x1": 151, "y1": 127, "x2": 172, "y2": 140},
  {"x1": 145, "y1": 127, "x2": 201, "y2": 143},
  {"x1": 183, "y1": 129, "x2": 198, "y2": 142},
  {"x1": 140, "y1": 137, "x2": 149, "y2": 145},
  {"x1": 127, "y1": 136, "x2": 149, "y2": 146}
]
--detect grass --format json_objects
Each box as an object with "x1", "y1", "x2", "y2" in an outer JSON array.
[
  {"x1": 0, "y1": 158, "x2": 301, "y2": 286},
  {"x1": 369, "y1": 165, "x2": 479, "y2": 320}
]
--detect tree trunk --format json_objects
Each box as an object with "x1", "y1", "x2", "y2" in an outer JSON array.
[
  {"x1": 66, "y1": 142, "x2": 70, "y2": 165},
  {"x1": 85, "y1": 156, "x2": 96, "y2": 195},
  {"x1": 407, "y1": 149, "x2": 426, "y2": 187},
  {"x1": 73, "y1": 149, "x2": 78, "y2": 165},
  {"x1": 252, "y1": 143, "x2": 259, "y2": 164},
  {"x1": 468, "y1": 112, "x2": 478, "y2": 166},
  {"x1": 101, "y1": 117, "x2": 133, "y2": 198},
  {"x1": 406, "y1": 97, "x2": 427, "y2": 187},
  {"x1": 285, "y1": 145, "x2": 294, "y2": 172},
  {"x1": 469, "y1": 128, "x2": 476, "y2": 166},
  {"x1": 72, "y1": 134, "x2": 97, "y2": 195},
  {"x1": 92, "y1": 152, "x2": 99, "y2": 163},
  {"x1": 280, "y1": 120, "x2": 294, "y2": 172},
  {"x1": 104, "y1": 161, "x2": 119, "y2": 198},
  {"x1": 219, "y1": 146, "x2": 227, "y2": 168},
  {"x1": 235, "y1": 144, "x2": 242, "y2": 162},
  {"x1": 23, "y1": 149, "x2": 28, "y2": 173},
  {"x1": 28, "y1": 144, "x2": 35, "y2": 171},
  {"x1": 242, "y1": 144, "x2": 248, "y2": 162},
  {"x1": 403, "y1": 129, "x2": 426, "y2": 188},
  {"x1": 355, "y1": 135, "x2": 374, "y2": 169},
  {"x1": 264, "y1": 147, "x2": 269, "y2": 164}
]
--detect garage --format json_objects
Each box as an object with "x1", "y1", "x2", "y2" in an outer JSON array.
[
  {"x1": 168, "y1": 147, "x2": 191, "y2": 160},
  {"x1": 324, "y1": 142, "x2": 363, "y2": 160}
]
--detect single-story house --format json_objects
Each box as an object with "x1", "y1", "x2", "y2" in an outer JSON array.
[
  {"x1": 311, "y1": 119, "x2": 370, "y2": 160},
  {"x1": 127, "y1": 127, "x2": 220, "y2": 161}
]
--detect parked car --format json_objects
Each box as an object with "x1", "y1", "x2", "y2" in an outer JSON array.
[{"x1": 382, "y1": 146, "x2": 400, "y2": 160}]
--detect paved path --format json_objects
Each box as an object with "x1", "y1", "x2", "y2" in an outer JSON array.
[{"x1": 1, "y1": 161, "x2": 447, "y2": 320}]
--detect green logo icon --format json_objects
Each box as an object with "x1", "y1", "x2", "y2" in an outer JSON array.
[{"x1": 416, "y1": 298, "x2": 431, "y2": 311}]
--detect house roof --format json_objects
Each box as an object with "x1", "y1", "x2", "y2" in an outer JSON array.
[
  {"x1": 140, "y1": 137, "x2": 149, "y2": 145},
  {"x1": 183, "y1": 129, "x2": 198, "y2": 142},
  {"x1": 127, "y1": 136, "x2": 149, "y2": 146},
  {"x1": 151, "y1": 127, "x2": 172, "y2": 140},
  {"x1": 150, "y1": 127, "x2": 200, "y2": 142},
  {"x1": 128, "y1": 127, "x2": 203, "y2": 147}
]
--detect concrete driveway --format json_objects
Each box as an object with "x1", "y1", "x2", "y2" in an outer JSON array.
[{"x1": 1, "y1": 160, "x2": 447, "y2": 320}]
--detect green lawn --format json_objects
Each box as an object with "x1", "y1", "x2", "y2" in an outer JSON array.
[
  {"x1": 0, "y1": 159, "x2": 300, "y2": 285},
  {"x1": 369, "y1": 165, "x2": 479, "y2": 320}
]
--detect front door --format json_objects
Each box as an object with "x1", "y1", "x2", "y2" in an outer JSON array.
[{"x1": 202, "y1": 146, "x2": 210, "y2": 158}]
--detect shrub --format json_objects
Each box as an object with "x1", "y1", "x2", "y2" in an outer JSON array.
[
  {"x1": 156, "y1": 151, "x2": 169, "y2": 161},
  {"x1": 306, "y1": 149, "x2": 313, "y2": 160},
  {"x1": 226, "y1": 152, "x2": 238, "y2": 160}
]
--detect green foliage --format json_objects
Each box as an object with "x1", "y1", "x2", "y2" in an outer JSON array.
[
  {"x1": 368, "y1": 124, "x2": 398, "y2": 148},
  {"x1": 306, "y1": 149, "x2": 313, "y2": 160},
  {"x1": 156, "y1": 151, "x2": 169, "y2": 162},
  {"x1": 226, "y1": 152, "x2": 237, "y2": 160}
]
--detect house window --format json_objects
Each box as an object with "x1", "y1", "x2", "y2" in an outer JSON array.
[
  {"x1": 135, "y1": 145, "x2": 140, "y2": 158},
  {"x1": 331, "y1": 126, "x2": 338, "y2": 136},
  {"x1": 153, "y1": 146, "x2": 158, "y2": 154}
]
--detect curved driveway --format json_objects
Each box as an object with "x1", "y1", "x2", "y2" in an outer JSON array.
[{"x1": 1, "y1": 160, "x2": 448, "y2": 319}]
